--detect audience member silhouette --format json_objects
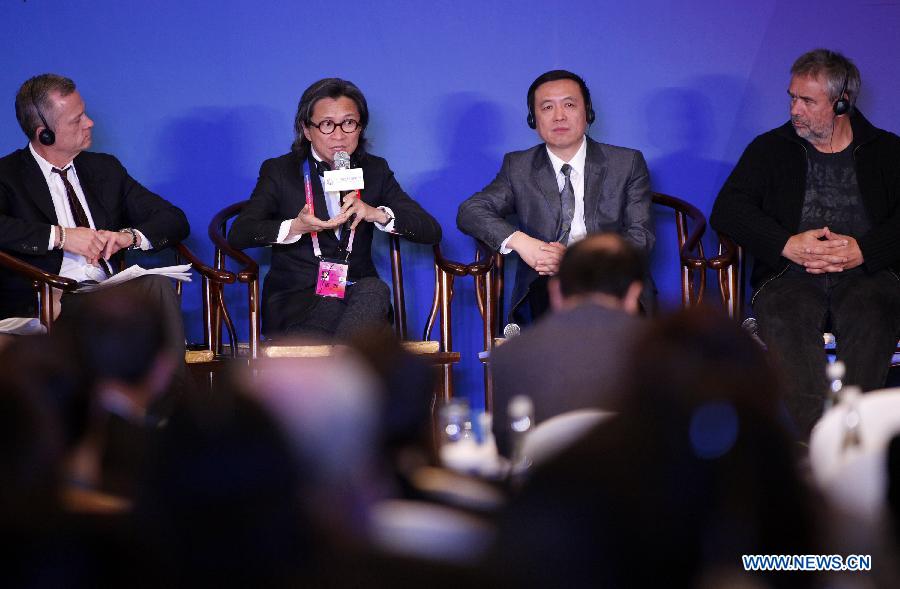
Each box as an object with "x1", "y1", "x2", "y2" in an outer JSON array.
[{"x1": 491, "y1": 308, "x2": 821, "y2": 588}]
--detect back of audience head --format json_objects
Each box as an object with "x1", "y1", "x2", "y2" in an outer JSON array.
[
  {"x1": 0, "y1": 338, "x2": 67, "y2": 528},
  {"x1": 133, "y1": 375, "x2": 310, "y2": 587},
  {"x1": 492, "y1": 309, "x2": 819, "y2": 588},
  {"x1": 235, "y1": 351, "x2": 387, "y2": 552},
  {"x1": 623, "y1": 306, "x2": 782, "y2": 423},
  {"x1": 53, "y1": 289, "x2": 176, "y2": 419},
  {"x1": 549, "y1": 232, "x2": 644, "y2": 314},
  {"x1": 246, "y1": 351, "x2": 382, "y2": 488},
  {"x1": 347, "y1": 328, "x2": 437, "y2": 461}
]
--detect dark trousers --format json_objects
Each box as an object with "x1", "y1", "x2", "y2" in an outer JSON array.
[
  {"x1": 284, "y1": 276, "x2": 391, "y2": 341},
  {"x1": 60, "y1": 274, "x2": 185, "y2": 358},
  {"x1": 753, "y1": 268, "x2": 900, "y2": 437},
  {"x1": 512, "y1": 276, "x2": 551, "y2": 328}
]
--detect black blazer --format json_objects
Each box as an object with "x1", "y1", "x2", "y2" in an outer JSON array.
[
  {"x1": 0, "y1": 147, "x2": 190, "y2": 319},
  {"x1": 228, "y1": 151, "x2": 441, "y2": 336}
]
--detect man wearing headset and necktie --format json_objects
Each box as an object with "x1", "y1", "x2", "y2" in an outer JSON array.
[
  {"x1": 0, "y1": 73, "x2": 189, "y2": 362},
  {"x1": 457, "y1": 70, "x2": 655, "y2": 329}
]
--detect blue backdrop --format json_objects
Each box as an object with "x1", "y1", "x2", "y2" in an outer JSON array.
[{"x1": 4, "y1": 1, "x2": 900, "y2": 404}]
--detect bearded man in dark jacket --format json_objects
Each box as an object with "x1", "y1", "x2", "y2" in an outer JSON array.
[{"x1": 711, "y1": 49, "x2": 900, "y2": 437}]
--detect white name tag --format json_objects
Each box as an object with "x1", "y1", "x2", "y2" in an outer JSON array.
[{"x1": 323, "y1": 168, "x2": 365, "y2": 192}]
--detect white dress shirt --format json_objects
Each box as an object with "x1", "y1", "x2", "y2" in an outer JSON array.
[
  {"x1": 29, "y1": 143, "x2": 151, "y2": 282},
  {"x1": 275, "y1": 147, "x2": 396, "y2": 244},
  {"x1": 500, "y1": 136, "x2": 588, "y2": 253}
]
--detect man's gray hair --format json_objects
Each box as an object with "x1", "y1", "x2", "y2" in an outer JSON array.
[
  {"x1": 791, "y1": 49, "x2": 861, "y2": 113},
  {"x1": 15, "y1": 74, "x2": 77, "y2": 140}
]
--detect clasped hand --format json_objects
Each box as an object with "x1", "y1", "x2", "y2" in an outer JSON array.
[
  {"x1": 63, "y1": 227, "x2": 133, "y2": 266},
  {"x1": 782, "y1": 226, "x2": 863, "y2": 274},
  {"x1": 509, "y1": 231, "x2": 566, "y2": 276}
]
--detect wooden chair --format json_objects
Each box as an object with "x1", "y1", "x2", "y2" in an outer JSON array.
[
  {"x1": 208, "y1": 201, "x2": 464, "y2": 400},
  {"x1": 0, "y1": 244, "x2": 236, "y2": 371},
  {"x1": 473, "y1": 192, "x2": 708, "y2": 410},
  {"x1": 708, "y1": 231, "x2": 900, "y2": 361}
]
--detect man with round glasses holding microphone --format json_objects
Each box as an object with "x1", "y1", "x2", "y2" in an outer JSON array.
[{"x1": 229, "y1": 78, "x2": 441, "y2": 340}]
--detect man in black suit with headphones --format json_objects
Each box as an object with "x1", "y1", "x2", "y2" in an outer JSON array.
[
  {"x1": 0, "y1": 74, "x2": 189, "y2": 365},
  {"x1": 711, "y1": 49, "x2": 900, "y2": 438},
  {"x1": 457, "y1": 70, "x2": 655, "y2": 327}
]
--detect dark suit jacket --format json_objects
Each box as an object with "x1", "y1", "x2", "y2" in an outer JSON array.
[
  {"x1": 227, "y1": 151, "x2": 441, "y2": 336},
  {"x1": 0, "y1": 147, "x2": 189, "y2": 319},
  {"x1": 490, "y1": 302, "x2": 644, "y2": 457},
  {"x1": 457, "y1": 137, "x2": 655, "y2": 321}
]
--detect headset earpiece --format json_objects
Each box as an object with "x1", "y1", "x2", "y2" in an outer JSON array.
[
  {"x1": 527, "y1": 111, "x2": 536, "y2": 129},
  {"x1": 833, "y1": 96, "x2": 850, "y2": 116},
  {"x1": 38, "y1": 127, "x2": 55, "y2": 146},
  {"x1": 30, "y1": 83, "x2": 55, "y2": 146},
  {"x1": 833, "y1": 72, "x2": 850, "y2": 116}
]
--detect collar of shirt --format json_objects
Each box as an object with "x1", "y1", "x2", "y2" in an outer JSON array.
[
  {"x1": 545, "y1": 136, "x2": 587, "y2": 183},
  {"x1": 310, "y1": 147, "x2": 332, "y2": 176},
  {"x1": 29, "y1": 142, "x2": 76, "y2": 185}
]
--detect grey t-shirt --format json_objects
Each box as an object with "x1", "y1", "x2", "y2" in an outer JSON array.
[
  {"x1": 790, "y1": 142, "x2": 870, "y2": 274},
  {"x1": 798, "y1": 142, "x2": 870, "y2": 237}
]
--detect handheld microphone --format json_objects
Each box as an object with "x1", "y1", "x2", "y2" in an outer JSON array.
[
  {"x1": 332, "y1": 150, "x2": 357, "y2": 238},
  {"x1": 333, "y1": 150, "x2": 353, "y2": 204},
  {"x1": 334, "y1": 150, "x2": 351, "y2": 170}
]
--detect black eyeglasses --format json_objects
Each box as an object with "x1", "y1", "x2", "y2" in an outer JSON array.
[{"x1": 308, "y1": 119, "x2": 360, "y2": 134}]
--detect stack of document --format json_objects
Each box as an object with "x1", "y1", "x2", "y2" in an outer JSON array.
[{"x1": 76, "y1": 263, "x2": 193, "y2": 293}]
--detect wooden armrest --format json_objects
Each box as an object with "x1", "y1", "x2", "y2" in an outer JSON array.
[
  {"x1": 0, "y1": 249, "x2": 79, "y2": 291},
  {"x1": 175, "y1": 244, "x2": 236, "y2": 284},
  {"x1": 433, "y1": 244, "x2": 469, "y2": 277},
  {"x1": 207, "y1": 200, "x2": 259, "y2": 283},
  {"x1": 652, "y1": 192, "x2": 707, "y2": 271},
  {"x1": 467, "y1": 241, "x2": 497, "y2": 277},
  {"x1": 708, "y1": 232, "x2": 739, "y2": 271}
]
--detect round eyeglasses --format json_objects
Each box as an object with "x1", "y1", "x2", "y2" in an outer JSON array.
[{"x1": 308, "y1": 119, "x2": 360, "y2": 135}]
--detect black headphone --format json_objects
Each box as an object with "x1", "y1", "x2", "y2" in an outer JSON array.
[
  {"x1": 833, "y1": 72, "x2": 850, "y2": 116},
  {"x1": 526, "y1": 70, "x2": 596, "y2": 129},
  {"x1": 29, "y1": 84, "x2": 55, "y2": 146}
]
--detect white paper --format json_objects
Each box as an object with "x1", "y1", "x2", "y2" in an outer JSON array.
[
  {"x1": 75, "y1": 263, "x2": 192, "y2": 293},
  {"x1": 0, "y1": 317, "x2": 46, "y2": 335},
  {"x1": 323, "y1": 168, "x2": 365, "y2": 191}
]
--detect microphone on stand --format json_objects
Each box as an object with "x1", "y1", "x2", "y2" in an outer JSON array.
[
  {"x1": 503, "y1": 323, "x2": 521, "y2": 339},
  {"x1": 741, "y1": 317, "x2": 766, "y2": 349}
]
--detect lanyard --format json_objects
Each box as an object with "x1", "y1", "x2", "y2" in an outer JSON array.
[
  {"x1": 302, "y1": 158, "x2": 361, "y2": 261},
  {"x1": 302, "y1": 159, "x2": 322, "y2": 258}
]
